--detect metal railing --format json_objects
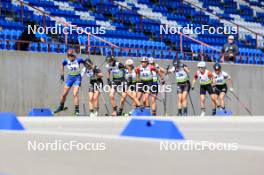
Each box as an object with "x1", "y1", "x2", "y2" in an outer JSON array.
[
  {"x1": 1, "y1": 39, "x2": 263, "y2": 65},
  {"x1": 182, "y1": 0, "x2": 264, "y2": 48}
]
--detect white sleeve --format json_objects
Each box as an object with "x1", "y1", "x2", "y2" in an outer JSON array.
[
  {"x1": 81, "y1": 67, "x2": 86, "y2": 77},
  {"x1": 169, "y1": 66, "x2": 175, "y2": 72},
  {"x1": 212, "y1": 72, "x2": 217, "y2": 78},
  {"x1": 105, "y1": 64, "x2": 110, "y2": 70},
  {"x1": 223, "y1": 71, "x2": 231, "y2": 79}
]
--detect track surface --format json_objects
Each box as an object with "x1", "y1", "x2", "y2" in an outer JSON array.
[{"x1": 0, "y1": 117, "x2": 264, "y2": 175}]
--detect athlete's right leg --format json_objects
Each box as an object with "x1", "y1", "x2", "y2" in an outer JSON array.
[
  {"x1": 93, "y1": 91, "x2": 100, "y2": 109},
  {"x1": 109, "y1": 88, "x2": 117, "y2": 116},
  {"x1": 182, "y1": 91, "x2": 189, "y2": 116},
  {"x1": 54, "y1": 85, "x2": 71, "y2": 113},
  {"x1": 93, "y1": 91, "x2": 100, "y2": 116},
  {"x1": 60, "y1": 85, "x2": 71, "y2": 104},
  {"x1": 73, "y1": 86, "x2": 80, "y2": 115},
  {"x1": 127, "y1": 91, "x2": 141, "y2": 107},
  {"x1": 210, "y1": 93, "x2": 219, "y2": 116},
  {"x1": 219, "y1": 92, "x2": 226, "y2": 108},
  {"x1": 150, "y1": 94, "x2": 157, "y2": 116},
  {"x1": 214, "y1": 94, "x2": 219, "y2": 107},
  {"x1": 117, "y1": 92, "x2": 127, "y2": 115},
  {"x1": 120, "y1": 92, "x2": 127, "y2": 108},
  {"x1": 200, "y1": 94, "x2": 206, "y2": 116},
  {"x1": 136, "y1": 91, "x2": 143, "y2": 106},
  {"x1": 88, "y1": 92, "x2": 94, "y2": 113},
  {"x1": 73, "y1": 86, "x2": 80, "y2": 106},
  {"x1": 143, "y1": 92, "x2": 150, "y2": 107},
  {"x1": 177, "y1": 93, "x2": 183, "y2": 116}
]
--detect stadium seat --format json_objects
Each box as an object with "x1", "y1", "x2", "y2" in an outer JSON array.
[{"x1": 0, "y1": 0, "x2": 263, "y2": 65}]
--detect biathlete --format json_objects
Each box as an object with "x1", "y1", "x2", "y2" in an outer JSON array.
[
  {"x1": 136, "y1": 57, "x2": 163, "y2": 111},
  {"x1": 117, "y1": 59, "x2": 141, "y2": 116},
  {"x1": 191, "y1": 61, "x2": 219, "y2": 116},
  {"x1": 148, "y1": 57, "x2": 165, "y2": 116},
  {"x1": 81, "y1": 59, "x2": 103, "y2": 117},
  {"x1": 212, "y1": 63, "x2": 234, "y2": 110},
  {"x1": 105, "y1": 55, "x2": 126, "y2": 116},
  {"x1": 54, "y1": 49, "x2": 85, "y2": 116},
  {"x1": 167, "y1": 60, "x2": 191, "y2": 116}
]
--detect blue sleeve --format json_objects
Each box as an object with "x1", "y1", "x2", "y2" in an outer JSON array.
[
  {"x1": 77, "y1": 58, "x2": 85, "y2": 64},
  {"x1": 62, "y1": 59, "x2": 67, "y2": 66}
]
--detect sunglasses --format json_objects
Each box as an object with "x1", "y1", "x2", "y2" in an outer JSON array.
[{"x1": 67, "y1": 54, "x2": 75, "y2": 57}]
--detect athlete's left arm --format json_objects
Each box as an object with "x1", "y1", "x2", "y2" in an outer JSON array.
[
  {"x1": 183, "y1": 65, "x2": 190, "y2": 73},
  {"x1": 225, "y1": 73, "x2": 233, "y2": 89},
  {"x1": 81, "y1": 67, "x2": 86, "y2": 77},
  {"x1": 118, "y1": 63, "x2": 125, "y2": 69},
  {"x1": 227, "y1": 78, "x2": 233, "y2": 89},
  {"x1": 153, "y1": 66, "x2": 165, "y2": 83},
  {"x1": 78, "y1": 58, "x2": 85, "y2": 65},
  {"x1": 60, "y1": 61, "x2": 66, "y2": 81},
  {"x1": 212, "y1": 74, "x2": 217, "y2": 86},
  {"x1": 95, "y1": 67, "x2": 103, "y2": 78},
  {"x1": 191, "y1": 72, "x2": 198, "y2": 88},
  {"x1": 208, "y1": 71, "x2": 215, "y2": 86},
  {"x1": 158, "y1": 65, "x2": 165, "y2": 74}
]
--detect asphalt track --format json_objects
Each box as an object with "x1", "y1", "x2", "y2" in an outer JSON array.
[{"x1": 0, "y1": 117, "x2": 264, "y2": 175}]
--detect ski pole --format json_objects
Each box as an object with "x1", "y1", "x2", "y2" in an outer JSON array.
[
  {"x1": 100, "y1": 94, "x2": 110, "y2": 116},
  {"x1": 83, "y1": 103, "x2": 87, "y2": 116},
  {"x1": 188, "y1": 92, "x2": 196, "y2": 115},
  {"x1": 230, "y1": 91, "x2": 252, "y2": 115},
  {"x1": 163, "y1": 65, "x2": 170, "y2": 116}
]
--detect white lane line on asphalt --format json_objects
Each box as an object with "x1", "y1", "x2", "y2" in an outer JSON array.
[
  {"x1": 18, "y1": 117, "x2": 264, "y2": 123},
  {"x1": 1, "y1": 130, "x2": 264, "y2": 152},
  {"x1": 181, "y1": 128, "x2": 264, "y2": 132}
]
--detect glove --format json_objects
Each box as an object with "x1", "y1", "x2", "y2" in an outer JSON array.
[
  {"x1": 60, "y1": 75, "x2": 64, "y2": 82},
  {"x1": 128, "y1": 76, "x2": 133, "y2": 83},
  {"x1": 229, "y1": 87, "x2": 234, "y2": 92},
  {"x1": 212, "y1": 85, "x2": 216, "y2": 92},
  {"x1": 107, "y1": 78, "x2": 111, "y2": 85},
  {"x1": 191, "y1": 86, "x2": 194, "y2": 90},
  {"x1": 161, "y1": 79, "x2": 165, "y2": 85}
]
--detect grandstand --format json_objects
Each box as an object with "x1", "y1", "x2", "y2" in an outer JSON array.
[{"x1": 0, "y1": 0, "x2": 264, "y2": 64}]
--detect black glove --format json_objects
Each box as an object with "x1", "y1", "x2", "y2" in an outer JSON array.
[
  {"x1": 191, "y1": 86, "x2": 194, "y2": 90},
  {"x1": 107, "y1": 78, "x2": 111, "y2": 85},
  {"x1": 60, "y1": 75, "x2": 64, "y2": 82},
  {"x1": 161, "y1": 79, "x2": 165, "y2": 85},
  {"x1": 128, "y1": 76, "x2": 133, "y2": 83},
  {"x1": 212, "y1": 86, "x2": 216, "y2": 92},
  {"x1": 94, "y1": 68, "x2": 99, "y2": 74}
]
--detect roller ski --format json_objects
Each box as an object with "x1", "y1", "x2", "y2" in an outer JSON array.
[
  {"x1": 74, "y1": 106, "x2": 80, "y2": 116},
  {"x1": 53, "y1": 105, "x2": 68, "y2": 114}
]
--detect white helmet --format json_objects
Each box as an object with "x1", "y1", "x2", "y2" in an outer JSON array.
[
  {"x1": 125, "y1": 59, "x2": 134, "y2": 66},
  {"x1": 148, "y1": 57, "x2": 154, "y2": 64},
  {"x1": 197, "y1": 61, "x2": 206, "y2": 68},
  {"x1": 141, "y1": 56, "x2": 148, "y2": 62},
  {"x1": 228, "y1": 35, "x2": 234, "y2": 40}
]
